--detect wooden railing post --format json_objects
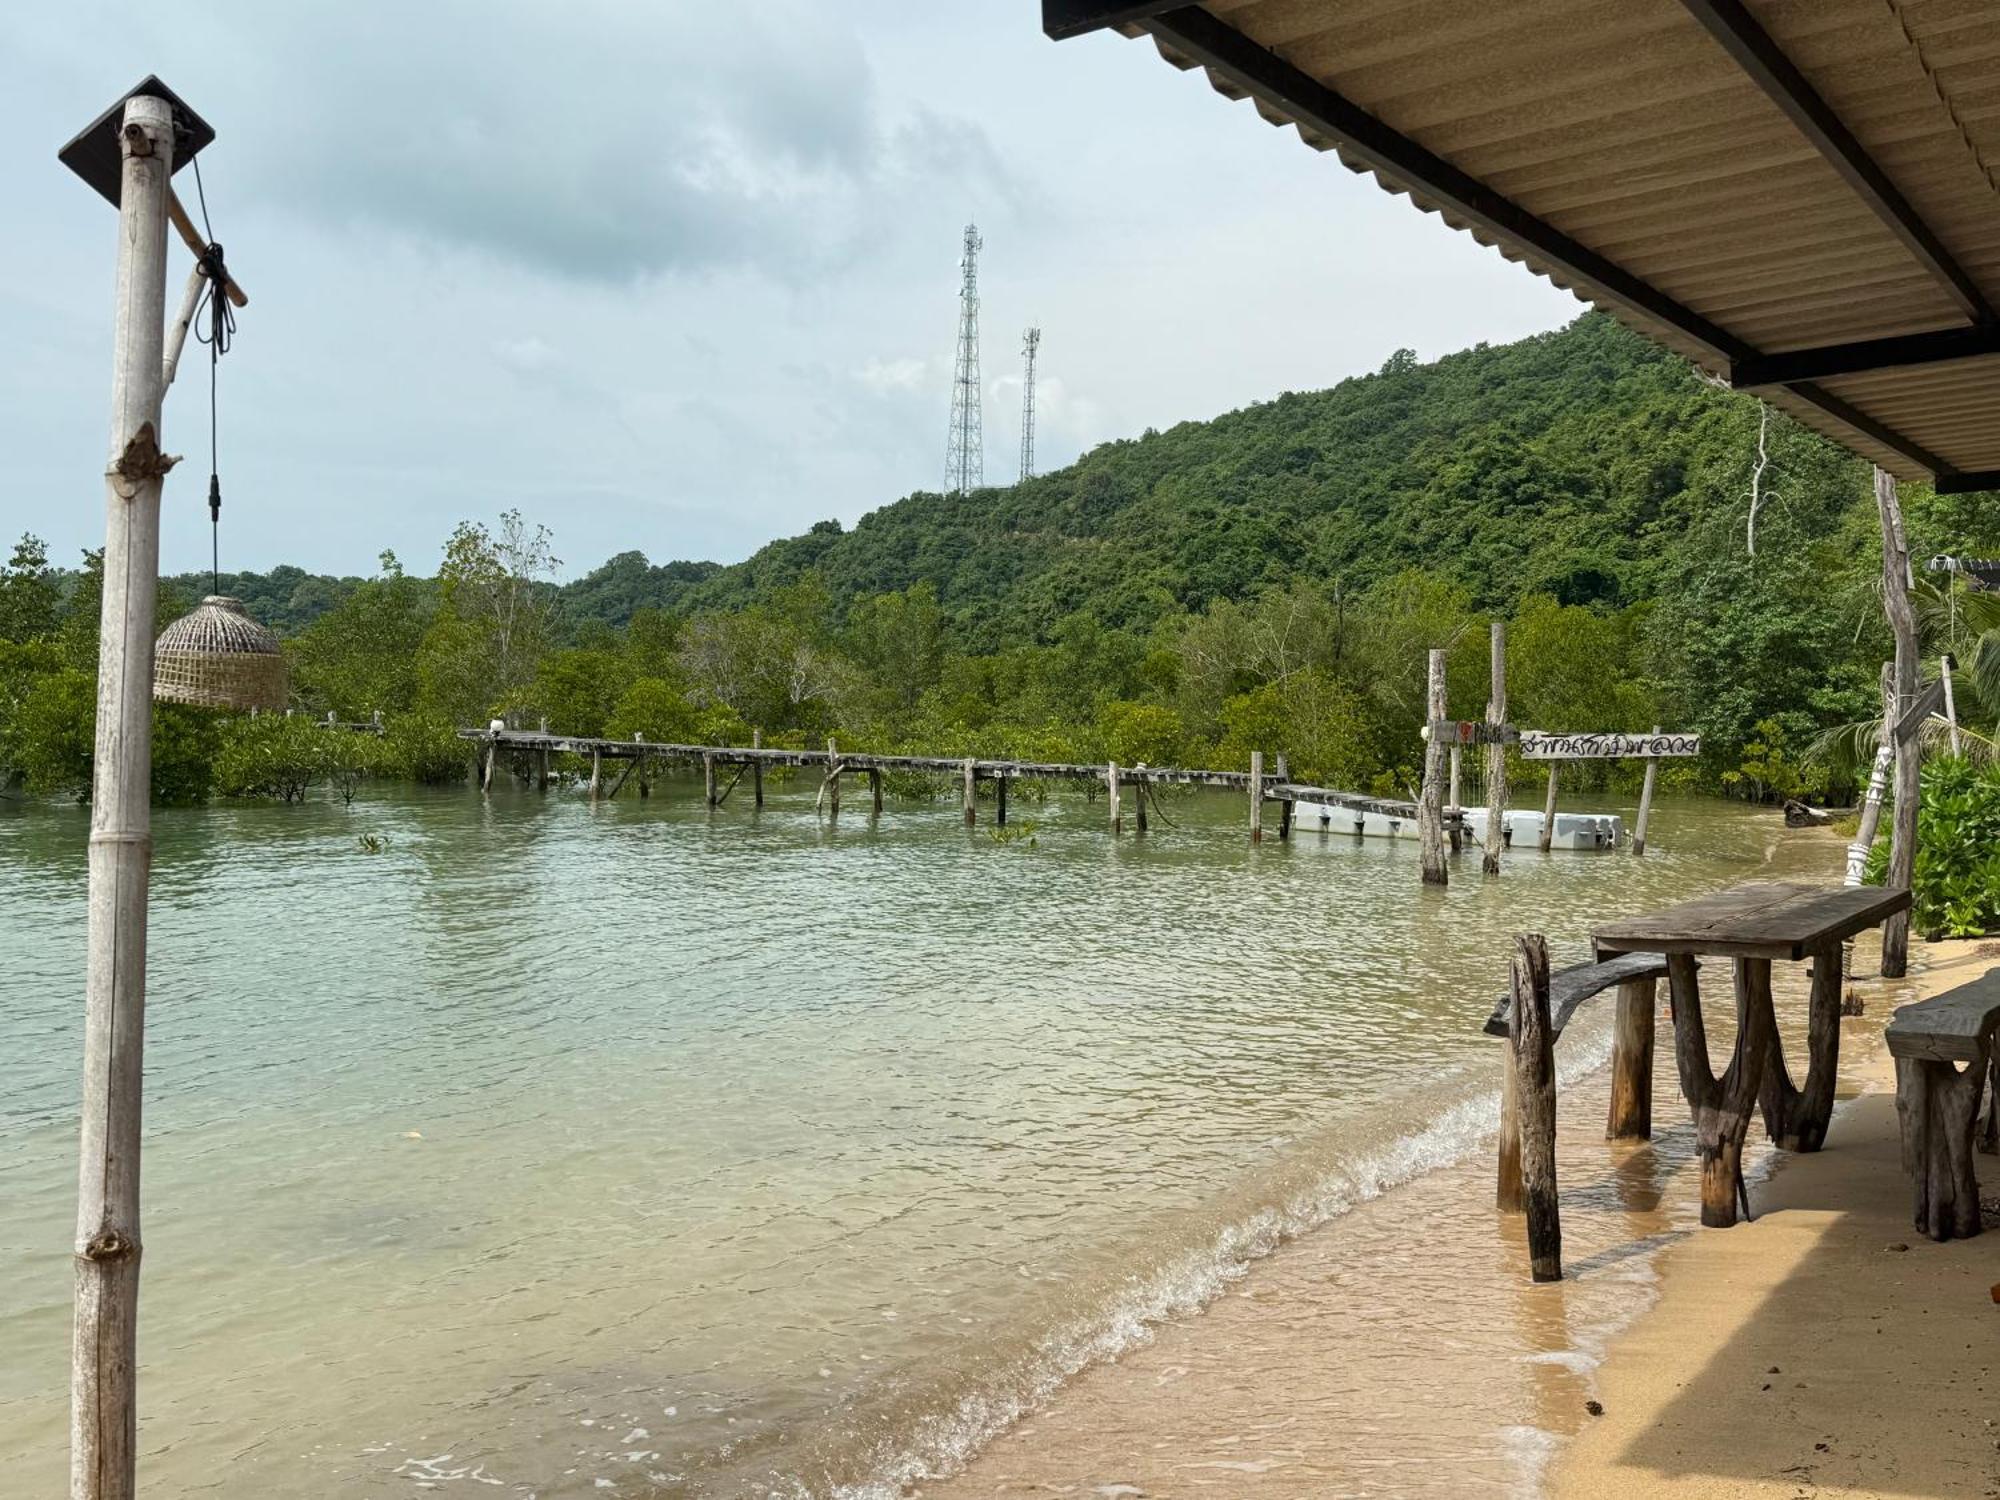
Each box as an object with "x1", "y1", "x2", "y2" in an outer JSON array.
[
  {"x1": 1877, "y1": 467, "x2": 1919, "y2": 977},
  {"x1": 1540, "y1": 763, "x2": 1559, "y2": 854}
]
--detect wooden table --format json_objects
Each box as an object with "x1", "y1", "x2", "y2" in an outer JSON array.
[{"x1": 1593, "y1": 881, "x2": 1911, "y2": 1227}]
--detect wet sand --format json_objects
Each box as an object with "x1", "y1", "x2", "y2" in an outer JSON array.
[
  {"x1": 1555, "y1": 938, "x2": 2000, "y2": 1500},
  {"x1": 913, "y1": 910, "x2": 1993, "y2": 1499}
]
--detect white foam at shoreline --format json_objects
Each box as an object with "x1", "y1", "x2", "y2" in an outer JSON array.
[{"x1": 819, "y1": 1030, "x2": 1626, "y2": 1500}]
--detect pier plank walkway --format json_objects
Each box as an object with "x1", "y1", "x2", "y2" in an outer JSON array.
[{"x1": 459, "y1": 726, "x2": 1454, "y2": 827}]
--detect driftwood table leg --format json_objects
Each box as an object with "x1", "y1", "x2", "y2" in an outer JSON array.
[
  {"x1": 1759, "y1": 947, "x2": 1842, "y2": 1152},
  {"x1": 1673, "y1": 955, "x2": 1774, "y2": 1228},
  {"x1": 1606, "y1": 976, "x2": 1656, "y2": 1140},
  {"x1": 1895, "y1": 1052, "x2": 1989, "y2": 1241}
]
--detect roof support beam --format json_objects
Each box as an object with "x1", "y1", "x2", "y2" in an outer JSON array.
[
  {"x1": 1138, "y1": 6, "x2": 1751, "y2": 364},
  {"x1": 1732, "y1": 324, "x2": 2000, "y2": 388},
  {"x1": 1675, "y1": 0, "x2": 1994, "y2": 326},
  {"x1": 1935, "y1": 471, "x2": 2000, "y2": 495},
  {"x1": 1042, "y1": 2, "x2": 1187, "y2": 40}
]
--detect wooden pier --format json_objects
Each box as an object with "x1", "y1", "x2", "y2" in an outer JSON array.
[{"x1": 459, "y1": 726, "x2": 1459, "y2": 837}]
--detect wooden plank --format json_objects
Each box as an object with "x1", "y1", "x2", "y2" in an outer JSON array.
[
  {"x1": 1593, "y1": 881, "x2": 1911, "y2": 961},
  {"x1": 1482, "y1": 952, "x2": 1677, "y2": 1038},
  {"x1": 1523, "y1": 731, "x2": 1699, "y2": 760}
]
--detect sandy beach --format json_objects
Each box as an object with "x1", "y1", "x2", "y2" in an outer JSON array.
[
  {"x1": 912, "y1": 927, "x2": 1998, "y2": 1500},
  {"x1": 1555, "y1": 938, "x2": 2000, "y2": 1500}
]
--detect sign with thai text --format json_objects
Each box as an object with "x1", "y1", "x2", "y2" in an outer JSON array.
[{"x1": 1520, "y1": 731, "x2": 1700, "y2": 760}]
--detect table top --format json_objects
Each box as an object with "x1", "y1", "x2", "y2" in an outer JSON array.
[{"x1": 1593, "y1": 881, "x2": 1912, "y2": 961}]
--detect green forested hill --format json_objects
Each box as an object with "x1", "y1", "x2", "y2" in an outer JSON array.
[{"x1": 561, "y1": 314, "x2": 1853, "y2": 646}]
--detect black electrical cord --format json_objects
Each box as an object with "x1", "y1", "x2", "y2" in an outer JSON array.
[{"x1": 189, "y1": 154, "x2": 234, "y2": 596}]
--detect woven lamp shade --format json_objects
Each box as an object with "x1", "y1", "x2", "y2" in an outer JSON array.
[{"x1": 153, "y1": 595, "x2": 288, "y2": 712}]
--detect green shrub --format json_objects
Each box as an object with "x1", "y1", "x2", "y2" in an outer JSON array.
[
  {"x1": 1866, "y1": 756, "x2": 2000, "y2": 938},
  {"x1": 383, "y1": 711, "x2": 469, "y2": 784}
]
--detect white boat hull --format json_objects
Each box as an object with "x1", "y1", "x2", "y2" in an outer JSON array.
[{"x1": 1290, "y1": 802, "x2": 1624, "y2": 850}]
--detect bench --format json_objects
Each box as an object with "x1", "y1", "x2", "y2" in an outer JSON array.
[
  {"x1": 1886, "y1": 969, "x2": 2000, "y2": 1241},
  {"x1": 1482, "y1": 950, "x2": 1678, "y2": 1040}
]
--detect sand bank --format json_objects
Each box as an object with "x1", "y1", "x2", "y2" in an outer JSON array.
[{"x1": 1554, "y1": 938, "x2": 1999, "y2": 1500}]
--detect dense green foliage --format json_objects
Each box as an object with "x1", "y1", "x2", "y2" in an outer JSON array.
[
  {"x1": 1867, "y1": 758, "x2": 2000, "y2": 939},
  {"x1": 6, "y1": 314, "x2": 1998, "y2": 808}
]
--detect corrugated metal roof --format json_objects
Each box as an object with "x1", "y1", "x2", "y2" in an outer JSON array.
[{"x1": 1059, "y1": 0, "x2": 2000, "y2": 487}]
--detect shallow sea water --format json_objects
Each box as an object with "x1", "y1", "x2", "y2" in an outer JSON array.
[{"x1": 0, "y1": 779, "x2": 1826, "y2": 1496}]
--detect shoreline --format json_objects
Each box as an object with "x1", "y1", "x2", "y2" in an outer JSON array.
[{"x1": 906, "y1": 911, "x2": 1996, "y2": 1498}]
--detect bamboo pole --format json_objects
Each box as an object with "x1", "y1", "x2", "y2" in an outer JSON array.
[
  {"x1": 1877, "y1": 467, "x2": 1919, "y2": 978},
  {"x1": 1632, "y1": 726, "x2": 1662, "y2": 855},
  {"x1": 1418, "y1": 649, "x2": 1448, "y2": 886},
  {"x1": 1482, "y1": 621, "x2": 1507, "y2": 877},
  {"x1": 1249, "y1": 750, "x2": 1264, "y2": 843},
  {"x1": 73, "y1": 91, "x2": 175, "y2": 1500},
  {"x1": 1539, "y1": 763, "x2": 1559, "y2": 854},
  {"x1": 1846, "y1": 663, "x2": 1895, "y2": 886},
  {"x1": 1941, "y1": 654, "x2": 1962, "y2": 756}
]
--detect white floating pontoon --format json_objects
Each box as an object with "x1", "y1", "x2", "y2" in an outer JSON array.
[{"x1": 1290, "y1": 802, "x2": 1623, "y2": 850}]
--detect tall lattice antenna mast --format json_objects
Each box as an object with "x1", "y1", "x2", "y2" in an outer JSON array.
[
  {"x1": 945, "y1": 222, "x2": 983, "y2": 494},
  {"x1": 1019, "y1": 326, "x2": 1041, "y2": 482}
]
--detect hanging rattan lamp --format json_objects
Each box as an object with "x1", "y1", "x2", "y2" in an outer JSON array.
[{"x1": 153, "y1": 594, "x2": 288, "y2": 711}]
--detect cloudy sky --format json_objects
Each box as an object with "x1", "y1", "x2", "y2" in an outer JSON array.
[{"x1": 3, "y1": 3, "x2": 1578, "y2": 581}]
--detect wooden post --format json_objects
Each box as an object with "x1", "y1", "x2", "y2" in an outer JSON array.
[
  {"x1": 1632, "y1": 726, "x2": 1662, "y2": 855},
  {"x1": 1107, "y1": 762, "x2": 1121, "y2": 834},
  {"x1": 1482, "y1": 622, "x2": 1507, "y2": 877},
  {"x1": 1497, "y1": 1046, "x2": 1523, "y2": 1213},
  {"x1": 536, "y1": 718, "x2": 550, "y2": 791},
  {"x1": 1941, "y1": 654, "x2": 1962, "y2": 756},
  {"x1": 1418, "y1": 649, "x2": 1449, "y2": 886},
  {"x1": 825, "y1": 737, "x2": 841, "y2": 820},
  {"x1": 480, "y1": 737, "x2": 495, "y2": 794},
  {"x1": 752, "y1": 728, "x2": 764, "y2": 808},
  {"x1": 703, "y1": 750, "x2": 717, "y2": 808},
  {"x1": 635, "y1": 735, "x2": 649, "y2": 798},
  {"x1": 1510, "y1": 934, "x2": 1561, "y2": 1281},
  {"x1": 996, "y1": 773, "x2": 1008, "y2": 826},
  {"x1": 1275, "y1": 754, "x2": 1293, "y2": 840},
  {"x1": 1606, "y1": 977, "x2": 1656, "y2": 1139},
  {"x1": 962, "y1": 758, "x2": 976, "y2": 826},
  {"x1": 1539, "y1": 764, "x2": 1559, "y2": 854},
  {"x1": 1877, "y1": 468, "x2": 1919, "y2": 978},
  {"x1": 1248, "y1": 751, "x2": 1264, "y2": 843},
  {"x1": 869, "y1": 766, "x2": 883, "y2": 817},
  {"x1": 1135, "y1": 773, "x2": 1148, "y2": 833},
  {"x1": 73, "y1": 90, "x2": 176, "y2": 1500},
  {"x1": 588, "y1": 746, "x2": 601, "y2": 801},
  {"x1": 1447, "y1": 743, "x2": 1463, "y2": 854}
]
